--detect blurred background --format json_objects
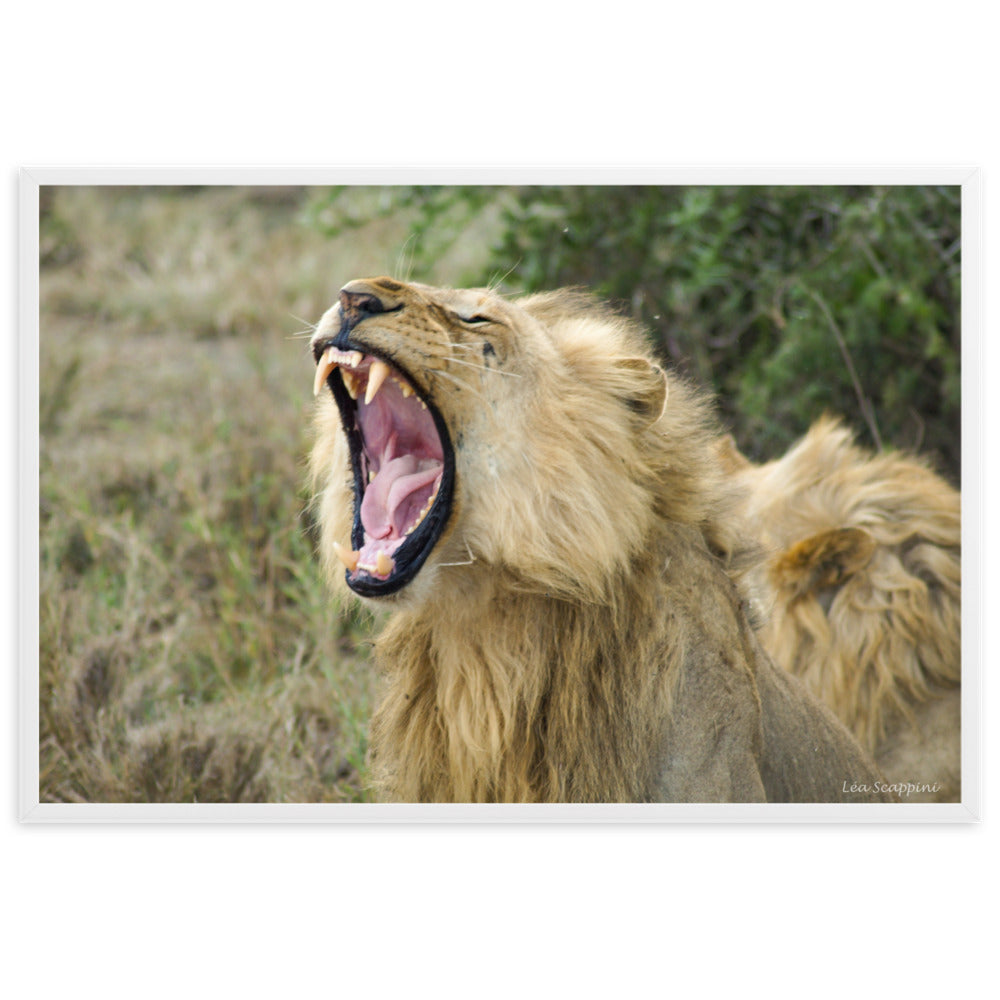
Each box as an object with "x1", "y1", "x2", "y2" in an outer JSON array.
[{"x1": 38, "y1": 184, "x2": 961, "y2": 803}]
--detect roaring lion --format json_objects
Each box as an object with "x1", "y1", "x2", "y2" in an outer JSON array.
[
  {"x1": 308, "y1": 278, "x2": 894, "y2": 803},
  {"x1": 720, "y1": 419, "x2": 961, "y2": 802}
]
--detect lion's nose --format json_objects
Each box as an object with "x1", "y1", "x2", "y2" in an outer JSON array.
[{"x1": 339, "y1": 288, "x2": 388, "y2": 327}]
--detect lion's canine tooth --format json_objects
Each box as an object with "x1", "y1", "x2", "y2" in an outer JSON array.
[
  {"x1": 341, "y1": 369, "x2": 359, "y2": 399},
  {"x1": 313, "y1": 349, "x2": 338, "y2": 397},
  {"x1": 375, "y1": 551, "x2": 394, "y2": 577},
  {"x1": 332, "y1": 541, "x2": 359, "y2": 572},
  {"x1": 365, "y1": 359, "x2": 391, "y2": 405}
]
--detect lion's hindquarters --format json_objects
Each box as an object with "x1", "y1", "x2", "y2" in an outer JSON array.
[{"x1": 754, "y1": 647, "x2": 896, "y2": 803}]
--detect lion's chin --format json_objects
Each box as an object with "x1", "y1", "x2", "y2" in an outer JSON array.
[{"x1": 313, "y1": 344, "x2": 455, "y2": 597}]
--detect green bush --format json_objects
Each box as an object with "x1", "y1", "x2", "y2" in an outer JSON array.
[{"x1": 306, "y1": 185, "x2": 961, "y2": 480}]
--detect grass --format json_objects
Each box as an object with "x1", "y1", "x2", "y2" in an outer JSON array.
[{"x1": 37, "y1": 185, "x2": 493, "y2": 803}]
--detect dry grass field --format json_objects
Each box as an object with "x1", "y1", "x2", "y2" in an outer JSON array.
[{"x1": 37, "y1": 185, "x2": 495, "y2": 803}]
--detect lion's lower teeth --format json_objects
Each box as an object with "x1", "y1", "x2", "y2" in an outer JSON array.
[
  {"x1": 355, "y1": 551, "x2": 396, "y2": 577},
  {"x1": 405, "y1": 492, "x2": 438, "y2": 536},
  {"x1": 342, "y1": 370, "x2": 359, "y2": 399},
  {"x1": 333, "y1": 541, "x2": 359, "y2": 572}
]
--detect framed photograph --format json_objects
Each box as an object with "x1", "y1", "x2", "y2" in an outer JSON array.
[{"x1": 19, "y1": 168, "x2": 981, "y2": 822}]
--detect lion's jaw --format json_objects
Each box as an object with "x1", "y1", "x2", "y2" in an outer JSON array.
[{"x1": 309, "y1": 277, "x2": 673, "y2": 607}]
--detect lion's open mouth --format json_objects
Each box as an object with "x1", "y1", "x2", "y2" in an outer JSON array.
[{"x1": 313, "y1": 345, "x2": 453, "y2": 596}]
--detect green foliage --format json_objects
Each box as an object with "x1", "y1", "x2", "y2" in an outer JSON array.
[
  {"x1": 307, "y1": 185, "x2": 961, "y2": 478},
  {"x1": 500, "y1": 185, "x2": 961, "y2": 476}
]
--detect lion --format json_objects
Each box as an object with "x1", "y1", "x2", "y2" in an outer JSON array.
[
  {"x1": 308, "y1": 277, "x2": 894, "y2": 803},
  {"x1": 719, "y1": 419, "x2": 961, "y2": 802}
]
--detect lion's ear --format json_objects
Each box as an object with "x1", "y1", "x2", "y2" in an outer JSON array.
[
  {"x1": 615, "y1": 357, "x2": 669, "y2": 425},
  {"x1": 771, "y1": 527, "x2": 876, "y2": 598}
]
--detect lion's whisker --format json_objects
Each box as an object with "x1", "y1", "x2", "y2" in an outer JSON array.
[
  {"x1": 438, "y1": 550, "x2": 476, "y2": 568},
  {"x1": 286, "y1": 313, "x2": 319, "y2": 340},
  {"x1": 432, "y1": 369, "x2": 478, "y2": 394},
  {"x1": 486, "y1": 259, "x2": 521, "y2": 292},
  {"x1": 395, "y1": 236, "x2": 417, "y2": 283}
]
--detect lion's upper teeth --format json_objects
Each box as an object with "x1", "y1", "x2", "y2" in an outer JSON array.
[
  {"x1": 313, "y1": 347, "x2": 366, "y2": 396},
  {"x1": 365, "y1": 359, "x2": 391, "y2": 405},
  {"x1": 341, "y1": 369, "x2": 359, "y2": 399},
  {"x1": 313, "y1": 351, "x2": 338, "y2": 397}
]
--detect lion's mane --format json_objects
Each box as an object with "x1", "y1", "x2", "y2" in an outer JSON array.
[{"x1": 724, "y1": 418, "x2": 961, "y2": 801}]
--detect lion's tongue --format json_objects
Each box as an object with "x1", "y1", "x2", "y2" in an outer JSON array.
[{"x1": 360, "y1": 455, "x2": 442, "y2": 541}]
